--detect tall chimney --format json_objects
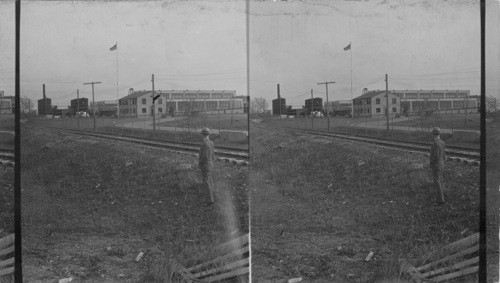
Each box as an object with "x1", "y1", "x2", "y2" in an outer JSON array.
[{"x1": 43, "y1": 84, "x2": 46, "y2": 100}]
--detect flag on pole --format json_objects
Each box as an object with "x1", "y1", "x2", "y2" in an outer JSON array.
[
  {"x1": 344, "y1": 42, "x2": 351, "y2": 51},
  {"x1": 110, "y1": 43, "x2": 117, "y2": 51}
]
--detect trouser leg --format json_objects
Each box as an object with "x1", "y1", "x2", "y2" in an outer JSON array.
[
  {"x1": 201, "y1": 167, "x2": 214, "y2": 203},
  {"x1": 432, "y1": 169, "x2": 445, "y2": 203}
]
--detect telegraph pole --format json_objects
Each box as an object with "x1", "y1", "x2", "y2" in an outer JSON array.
[
  {"x1": 385, "y1": 74, "x2": 389, "y2": 132},
  {"x1": 311, "y1": 89, "x2": 314, "y2": 129},
  {"x1": 83, "y1": 81, "x2": 101, "y2": 132},
  {"x1": 43, "y1": 84, "x2": 47, "y2": 118},
  {"x1": 77, "y1": 89, "x2": 80, "y2": 129},
  {"x1": 152, "y1": 74, "x2": 155, "y2": 135},
  {"x1": 277, "y1": 84, "x2": 281, "y2": 118},
  {"x1": 317, "y1": 81, "x2": 335, "y2": 131}
]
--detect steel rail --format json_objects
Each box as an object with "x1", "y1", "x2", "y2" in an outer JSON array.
[
  {"x1": 251, "y1": 121, "x2": 479, "y2": 161},
  {"x1": 22, "y1": 124, "x2": 249, "y2": 162}
]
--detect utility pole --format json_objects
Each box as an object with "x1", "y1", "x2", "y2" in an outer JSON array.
[
  {"x1": 231, "y1": 95, "x2": 234, "y2": 127},
  {"x1": 277, "y1": 84, "x2": 281, "y2": 118},
  {"x1": 151, "y1": 74, "x2": 161, "y2": 137},
  {"x1": 152, "y1": 74, "x2": 155, "y2": 135},
  {"x1": 83, "y1": 81, "x2": 101, "y2": 132},
  {"x1": 311, "y1": 89, "x2": 314, "y2": 129},
  {"x1": 317, "y1": 81, "x2": 335, "y2": 131},
  {"x1": 43, "y1": 84, "x2": 47, "y2": 118},
  {"x1": 385, "y1": 74, "x2": 389, "y2": 132},
  {"x1": 77, "y1": 89, "x2": 80, "y2": 129}
]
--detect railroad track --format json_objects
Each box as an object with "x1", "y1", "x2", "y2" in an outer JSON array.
[
  {"x1": 0, "y1": 148, "x2": 14, "y2": 165},
  {"x1": 252, "y1": 121, "x2": 479, "y2": 162},
  {"x1": 23, "y1": 124, "x2": 249, "y2": 164}
]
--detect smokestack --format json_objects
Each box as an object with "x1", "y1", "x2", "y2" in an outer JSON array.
[
  {"x1": 277, "y1": 84, "x2": 280, "y2": 99},
  {"x1": 43, "y1": 84, "x2": 46, "y2": 100}
]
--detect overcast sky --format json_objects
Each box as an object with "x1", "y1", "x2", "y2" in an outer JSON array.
[
  {"x1": 249, "y1": 0, "x2": 500, "y2": 107},
  {"x1": 2, "y1": 0, "x2": 247, "y2": 108},
  {"x1": 0, "y1": 0, "x2": 499, "y2": 109}
]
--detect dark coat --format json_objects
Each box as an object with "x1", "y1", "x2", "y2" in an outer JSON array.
[
  {"x1": 430, "y1": 137, "x2": 446, "y2": 169},
  {"x1": 199, "y1": 138, "x2": 215, "y2": 167}
]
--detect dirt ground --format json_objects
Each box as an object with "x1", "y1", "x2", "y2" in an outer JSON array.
[
  {"x1": 250, "y1": 123, "x2": 479, "y2": 282},
  {"x1": 21, "y1": 126, "x2": 248, "y2": 282}
]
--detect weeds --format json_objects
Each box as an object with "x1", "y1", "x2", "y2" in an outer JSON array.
[
  {"x1": 251, "y1": 125, "x2": 478, "y2": 281},
  {"x1": 21, "y1": 126, "x2": 248, "y2": 281}
]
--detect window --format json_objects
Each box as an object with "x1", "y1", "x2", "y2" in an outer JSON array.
[
  {"x1": 133, "y1": 109, "x2": 136, "y2": 113},
  {"x1": 392, "y1": 107, "x2": 397, "y2": 113},
  {"x1": 158, "y1": 98, "x2": 163, "y2": 104},
  {"x1": 142, "y1": 108, "x2": 146, "y2": 113},
  {"x1": 158, "y1": 108, "x2": 163, "y2": 113},
  {"x1": 376, "y1": 108, "x2": 381, "y2": 113},
  {"x1": 142, "y1": 98, "x2": 146, "y2": 104},
  {"x1": 376, "y1": 98, "x2": 380, "y2": 104},
  {"x1": 392, "y1": 98, "x2": 397, "y2": 104}
]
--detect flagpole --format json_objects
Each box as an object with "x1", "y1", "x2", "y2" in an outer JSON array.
[
  {"x1": 350, "y1": 43, "x2": 353, "y2": 117},
  {"x1": 116, "y1": 42, "x2": 119, "y2": 118}
]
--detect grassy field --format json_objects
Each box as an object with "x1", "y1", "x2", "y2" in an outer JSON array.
[
  {"x1": 486, "y1": 117, "x2": 499, "y2": 282},
  {"x1": 0, "y1": 165, "x2": 14, "y2": 234},
  {"x1": 391, "y1": 113, "x2": 480, "y2": 131},
  {"x1": 0, "y1": 114, "x2": 15, "y2": 150},
  {"x1": 262, "y1": 117, "x2": 479, "y2": 148},
  {"x1": 0, "y1": 163, "x2": 14, "y2": 282},
  {"x1": 250, "y1": 124, "x2": 479, "y2": 282},
  {"x1": 21, "y1": 126, "x2": 248, "y2": 282},
  {"x1": 157, "y1": 113, "x2": 249, "y2": 131},
  {"x1": 26, "y1": 115, "x2": 248, "y2": 149}
]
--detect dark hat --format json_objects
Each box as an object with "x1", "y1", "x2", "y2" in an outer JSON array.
[
  {"x1": 431, "y1": 127, "x2": 441, "y2": 134},
  {"x1": 201, "y1": 127, "x2": 210, "y2": 135}
]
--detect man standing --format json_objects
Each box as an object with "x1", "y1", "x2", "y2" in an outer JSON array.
[
  {"x1": 430, "y1": 127, "x2": 446, "y2": 204},
  {"x1": 199, "y1": 127, "x2": 215, "y2": 205}
]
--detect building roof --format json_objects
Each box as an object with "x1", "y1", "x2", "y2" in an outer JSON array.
[
  {"x1": 354, "y1": 90, "x2": 387, "y2": 100},
  {"x1": 119, "y1": 91, "x2": 152, "y2": 100}
]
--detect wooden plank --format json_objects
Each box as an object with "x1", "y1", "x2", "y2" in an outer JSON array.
[
  {"x1": 441, "y1": 233, "x2": 479, "y2": 254},
  {"x1": 0, "y1": 257, "x2": 14, "y2": 268},
  {"x1": 421, "y1": 257, "x2": 478, "y2": 278},
  {"x1": 0, "y1": 246, "x2": 14, "y2": 257},
  {"x1": 171, "y1": 259, "x2": 196, "y2": 282},
  {"x1": 417, "y1": 245, "x2": 478, "y2": 272},
  {"x1": 0, "y1": 234, "x2": 14, "y2": 250},
  {"x1": 187, "y1": 246, "x2": 248, "y2": 273},
  {"x1": 213, "y1": 234, "x2": 249, "y2": 255},
  {"x1": 192, "y1": 258, "x2": 249, "y2": 279},
  {"x1": 401, "y1": 260, "x2": 425, "y2": 283},
  {"x1": 205, "y1": 266, "x2": 249, "y2": 283},
  {"x1": 0, "y1": 267, "x2": 14, "y2": 277},
  {"x1": 432, "y1": 265, "x2": 479, "y2": 282}
]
